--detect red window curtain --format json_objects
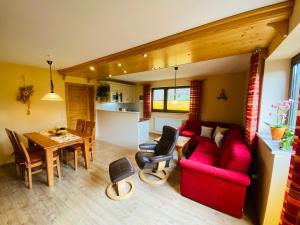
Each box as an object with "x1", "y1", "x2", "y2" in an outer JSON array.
[
  {"x1": 280, "y1": 91, "x2": 300, "y2": 225},
  {"x1": 245, "y1": 49, "x2": 266, "y2": 148},
  {"x1": 189, "y1": 80, "x2": 203, "y2": 121},
  {"x1": 143, "y1": 84, "x2": 151, "y2": 119}
]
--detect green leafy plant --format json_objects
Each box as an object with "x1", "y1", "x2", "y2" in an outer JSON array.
[
  {"x1": 97, "y1": 84, "x2": 110, "y2": 98},
  {"x1": 280, "y1": 127, "x2": 294, "y2": 151}
]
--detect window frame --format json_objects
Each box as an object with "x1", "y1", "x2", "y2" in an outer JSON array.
[
  {"x1": 288, "y1": 53, "x2": 300, "y2": 130},
  {"x1": 151, "y1": 86, "x2": 190, "y2": 113}
]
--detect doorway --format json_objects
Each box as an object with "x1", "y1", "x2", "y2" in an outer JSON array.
[{"x1": 65, "y1": 83, "x2": 95, "y2": 129}]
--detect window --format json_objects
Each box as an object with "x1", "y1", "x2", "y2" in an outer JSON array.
[
  {"x1": 152, "y1": 86, "x2": 190, "y2": 112},
  {"x1": 289, "y1": 53, "x2": 300, "y2": 130}
]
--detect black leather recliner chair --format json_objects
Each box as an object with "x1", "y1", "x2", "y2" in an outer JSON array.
[{"x1": 135, "y1": 126, "x2": 179, "y2": 185}]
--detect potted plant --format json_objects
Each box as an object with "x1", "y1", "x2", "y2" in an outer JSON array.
[
  {"x1": 97, "y1": 84, "x2": 110, "y2": 102},
  {"x1": 280, "y1": 127, "x2": 294, "y2": 151},
  {"x1": 265, "y1": 99, "x2": 293, "y2": 140}
]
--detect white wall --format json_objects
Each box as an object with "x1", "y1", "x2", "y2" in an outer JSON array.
[{"x1": 258, "y1": 59, "x2": 291, "y2": 133}]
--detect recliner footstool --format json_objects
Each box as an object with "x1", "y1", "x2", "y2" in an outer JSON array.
[{"x1": 106, "y1": 157, "x2": 135, "y2": 200}]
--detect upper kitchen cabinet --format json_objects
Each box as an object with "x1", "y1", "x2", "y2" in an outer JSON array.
[{"x1": 97, "y1": 81, "x2": 136, "y2": 103}]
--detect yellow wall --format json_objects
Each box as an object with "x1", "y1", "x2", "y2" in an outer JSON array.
[
  {"x1": 0, "y1": 62, "x2": 93, "y2": 165},
  {"x1": 147, "y1": 73, "x2": 247, "y2": 127}
]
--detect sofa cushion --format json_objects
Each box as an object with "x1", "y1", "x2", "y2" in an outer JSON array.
[
  {"x1": 189, "y1": 151, "x2": 218, "y2": 166},
  {"x1": 219, "y1": 139, "x2": 251, "y2": 174},
  {"x1": 191, "y1": 141, "x2": 220, "y2": 157},
  {"x1": 200, "y1": 126, "x2": 214, "y2": 138},
  {"x1": 188, "y1": 136, "x2": 215, "y2": 151}
]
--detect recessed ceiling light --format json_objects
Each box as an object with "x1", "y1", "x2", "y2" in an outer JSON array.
[
  {"x1": 108, "y1": 74, "x2": 112, "y2": 77},
  {"x1": 124, "y1": 70, "x2": 127, "y2": 74},
  {"x1": 143, "y1": 53, "x2": 148, "y2": 58},
  {"x1": 118, "y1": 63, "x2": 122, "y2": 67},
  {"x1": 90, "y1": 66, "x2": 95, "y2": 71}
]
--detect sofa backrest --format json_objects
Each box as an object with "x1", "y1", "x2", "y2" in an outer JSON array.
[
  {"x1": 184, "y1": 120, "x2": 234, "y2": 135},
  {"x1": 219, "y1": 127, "x2": 251, "y2": 174}
]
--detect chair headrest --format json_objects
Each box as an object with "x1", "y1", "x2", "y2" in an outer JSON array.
[{"x1": 155, "y1": 126, "x2": 179, "y2": 156}]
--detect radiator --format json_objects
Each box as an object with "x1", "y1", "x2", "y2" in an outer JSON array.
[{"x1": 154, "y1": 117, "x2": 184, "y2": 133}]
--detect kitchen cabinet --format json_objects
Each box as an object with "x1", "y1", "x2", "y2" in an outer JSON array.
[{"x1": 98, "y1": 81, "x2": 135, "y2": 103}]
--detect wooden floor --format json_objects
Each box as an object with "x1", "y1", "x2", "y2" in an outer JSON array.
[{"x1": 0, "y1": 140, "x2": 257, "y2": 225}]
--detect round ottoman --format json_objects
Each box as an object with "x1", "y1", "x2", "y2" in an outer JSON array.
[{"x1": 106, "y1": 157, "x2": 135, "y2": 200}]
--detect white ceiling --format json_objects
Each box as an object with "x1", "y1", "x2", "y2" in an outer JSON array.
[
  {"x1": 110, "y1": 54, "x2": 251, "y2": 82},
  {"x1": 0, "y1": 0, "x2": 284, "y2": 69}
]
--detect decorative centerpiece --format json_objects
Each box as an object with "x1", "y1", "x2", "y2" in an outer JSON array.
[
  {"x1": 265, "y1": 99, "x2": 292, "y2": 140},
  {"x1": 48, "y1": 127, "x2": 67, "y2": 136}
]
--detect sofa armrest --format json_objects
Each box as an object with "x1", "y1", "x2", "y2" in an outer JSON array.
[
  {"x1": 180, "y1": 159, "x2": 250, "y2": 186},
  {"x1": 178, "y1": 121, "x2": 187, "y2": 132}
]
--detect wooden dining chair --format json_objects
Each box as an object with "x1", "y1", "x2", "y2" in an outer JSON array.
[
  {"x1": 76, "y1": 119, "x2": 86, "y2": 133},
  {"x1": 13, "y1": 131, "x2": 61, "y2": 189},
  {"x1": 66, "y1": 120, "x2": 95, "y2": 170},
  {"x1": 65, "y1": 119, "x2": 86, "y2": 170},
  {"x1": 5, "y1": 128, "x2": 24, "y2": 176},
  {"x1": 84, "y1": 121, "x2": 96, "y2": 161}
]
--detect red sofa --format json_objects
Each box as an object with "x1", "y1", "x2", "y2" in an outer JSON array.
[{"x1": 179, "y1": 120, "x2": 251, "y2": 218}]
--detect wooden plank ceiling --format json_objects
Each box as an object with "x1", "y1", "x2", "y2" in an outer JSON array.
[{"x1": 58, "y1": 1, "x2": 294, "y2": 80}]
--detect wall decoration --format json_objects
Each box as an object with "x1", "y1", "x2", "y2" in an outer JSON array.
[
  {"x1": 16, "y1": 75, "x2": 34, "y2": 115},
  {"x1": 217, "y1": 89, "x2": 228, "y2": 100}
]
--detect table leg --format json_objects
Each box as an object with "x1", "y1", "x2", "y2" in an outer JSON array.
[
  {"x1": 45, "y1": 148, "x2": 54, "y2": 186},
  {"x1": 83, "y1": 138, "x2": 90, "y2": 169},
  {"x1": 177, "y1": 147, "x2": 183, "y2": 161}
]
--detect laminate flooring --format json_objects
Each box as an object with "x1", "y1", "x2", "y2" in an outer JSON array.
[{"x1": 0, "y1": 140, "x2": 257, "y2": 225}]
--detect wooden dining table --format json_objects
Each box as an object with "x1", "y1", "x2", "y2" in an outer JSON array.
[{"x1": 24, "y1": 129, "x2": 91, "y2": 187}]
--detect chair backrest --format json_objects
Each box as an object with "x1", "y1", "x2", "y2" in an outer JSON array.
[
  {"x1": 76, "y1": 119, "x2": 86, "y2": 134},
  {"x1": 83, "y1": 121, "x2": 95, "y2": 142},
  {"x1": 13, "y1": 131, "x2": 31, "y2": 164},
  {"x1": 5, "y1": 128, "x2": 23, "y2": 163},
  {"x1": 155, "y1": 126, "x2": 179, "y2": 156}
]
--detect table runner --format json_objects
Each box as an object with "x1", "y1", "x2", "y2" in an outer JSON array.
[{"x1": 40, "y1": 131, "x2": 81, "y2": 143}]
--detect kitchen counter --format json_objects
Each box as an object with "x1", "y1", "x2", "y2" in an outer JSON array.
[
  {"x1": 96, "y1": 109, "x2": 149, "y2": 149},
  {"x1": 97, "y1": 109, "x2": 140, "y2": 114}
]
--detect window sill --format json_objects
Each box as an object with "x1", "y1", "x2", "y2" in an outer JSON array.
[{"x1": 256, "y1": 132, "x2": 292, "y2": 156}]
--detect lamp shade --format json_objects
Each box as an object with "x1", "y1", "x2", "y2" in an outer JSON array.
[{"x1": 41, "y1": 92, "x2": 63, "y2": 101}]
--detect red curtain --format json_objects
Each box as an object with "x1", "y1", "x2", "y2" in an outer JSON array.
[
  {"x1": 143, "y1": 84, "x2": 151, "y2": 119},
  {"x1": 280, "y1": 91, "x2": 300, "y2": 225},
  {"x1": 189, "y1": 80, "x2": 203, "y2": 121},
  {"x1": 245, "y1": 50, "x2": 266, "y2": 148}
]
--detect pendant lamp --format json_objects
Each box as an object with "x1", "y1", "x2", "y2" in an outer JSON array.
[
  {"x1": 41, "y1": 60, "x2": 63, "y2": 101},
  {"x1": 172, "y1": 66, "x2": 178, "y2": 105}
]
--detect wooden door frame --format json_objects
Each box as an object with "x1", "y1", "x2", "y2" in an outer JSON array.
[{"x1": 65, "y1": 82, "x2": 95, "y2": 128}]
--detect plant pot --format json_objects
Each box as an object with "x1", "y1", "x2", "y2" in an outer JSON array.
[{"x1": 270, "y1": 127, "x2": 286, "y2": 140}]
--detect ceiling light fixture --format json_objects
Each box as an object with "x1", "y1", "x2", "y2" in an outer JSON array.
[
  {"x1": 90, "y1": 66, "x2": 95, "y2": 71},
  {"x1": 172, "y1": 66, "x2": 178, "y2": 105},
  {"x1": 118, "y1": 63, "x2": 122, "y2": 67},
  {"x1": 41, "y1": 60, "x2": 63, "y2": 101}
]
